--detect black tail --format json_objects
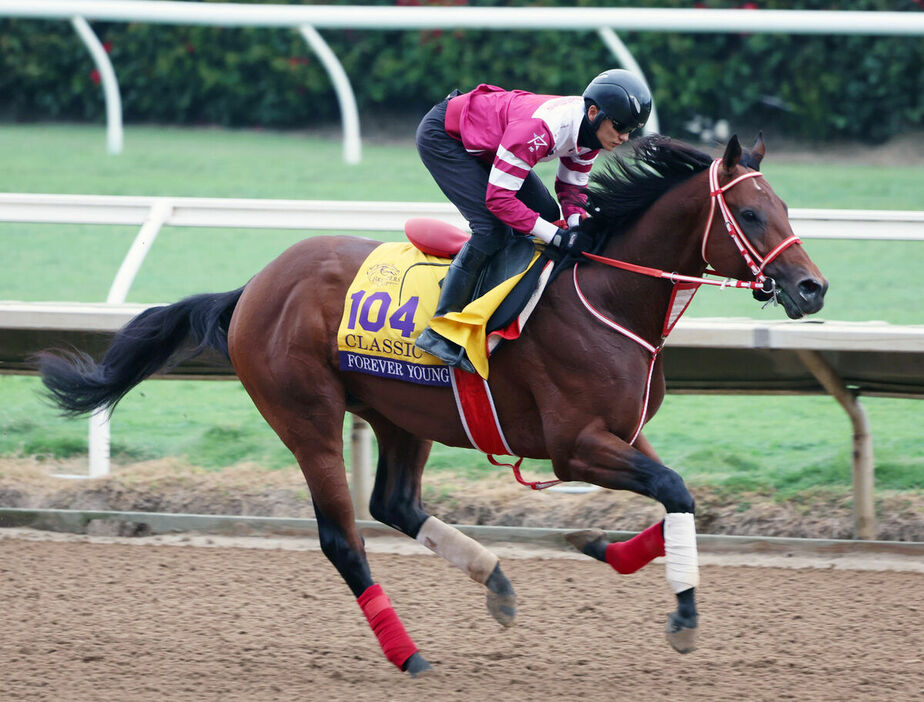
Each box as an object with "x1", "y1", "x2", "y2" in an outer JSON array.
[{"x1": 36, "y1": 288, "x2": 245, "y2": 417}]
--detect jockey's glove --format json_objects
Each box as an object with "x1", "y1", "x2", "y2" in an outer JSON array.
[{"x1": 550, "y1": 226, "x2": 593, "y2": 257}]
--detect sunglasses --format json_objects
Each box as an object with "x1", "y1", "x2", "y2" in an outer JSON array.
[{"x1": 610, "y1": 119, "x2": 640, "y2": 135}]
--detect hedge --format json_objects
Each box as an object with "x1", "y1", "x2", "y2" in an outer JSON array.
[{"x1": 1, "y1": 0, "x2": 921, "y2": 142}]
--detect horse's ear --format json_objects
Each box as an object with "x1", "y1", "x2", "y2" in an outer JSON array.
[
  {"x1": 750, "y1": 132, "x2": 766, "y2": 167},
  {"x1": 722, "y1": 135, "x2": 742, "y2": 171}
]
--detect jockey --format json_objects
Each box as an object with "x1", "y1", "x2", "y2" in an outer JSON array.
[{"x1": 414, "y1": 69, "x2": 653, "y2": 373}]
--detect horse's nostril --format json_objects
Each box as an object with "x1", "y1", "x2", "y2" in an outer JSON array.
[{"x1": 798, "y1": 278, "x2": 825, "y2": 301}]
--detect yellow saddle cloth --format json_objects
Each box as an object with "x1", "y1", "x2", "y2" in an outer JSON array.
[{"x1": 337, "y1": 242, "x2": 540, "y2": 382}]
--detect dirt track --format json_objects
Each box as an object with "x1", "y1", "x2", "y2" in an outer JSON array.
[{"x1": 2, "y1": 529, "x2": 922, "y2": 702}]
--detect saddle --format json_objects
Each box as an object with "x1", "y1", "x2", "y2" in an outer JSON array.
[
  {"x1": 335, "y1": 221, "x2": 562, "y2": 385},
  {"x1": 404, "y1": 218, "x2": 553, "y2": 339}
]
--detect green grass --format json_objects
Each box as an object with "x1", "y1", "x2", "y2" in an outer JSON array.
[
  {"x1": 1, "y1": 123, "x2": 922, "y2": 493},
  {"x1": 758, "y1": 162, "x2": 924, "y2": 212},
  {"x1": 6, "y1": 124, "x2": 445, "y2": 201}
]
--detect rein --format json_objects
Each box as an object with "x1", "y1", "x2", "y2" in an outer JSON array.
[
  {"x1": 584, "y1": 160, "x2": 802, "y2": 292},
  {"x1": 571, "y1": 159, "x2": 802, "y2": 449}
]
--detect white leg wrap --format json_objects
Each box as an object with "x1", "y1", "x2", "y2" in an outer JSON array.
[
  {"x1": 664, "y1": 512, "x2": 699, "y2": 593},
  {"x1": 416, "y1": 516, "x2": 499, "y2": 585}
]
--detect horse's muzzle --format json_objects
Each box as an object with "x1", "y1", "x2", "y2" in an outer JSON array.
[
  {"x1": 798, "y1": 277, "x2": 827, "y2": 310},
  {"x1": 780, "y1": 275, "x2": 827, "y2": 318}
]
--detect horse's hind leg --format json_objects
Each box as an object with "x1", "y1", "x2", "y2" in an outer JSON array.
[
  {"x1": 299, "y1": 435, "x2": 433, "y2": 675},
  {"x1": 310, "y1": 491, "x2": 431, "y2": 676},
  {"x1": 363, "y1": 412, "x2": 517, "y2": 627},
  {"x1": 236, "y1": 379, "x2": 431, "y2": 675}
]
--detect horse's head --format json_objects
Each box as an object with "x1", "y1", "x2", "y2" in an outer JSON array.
[{"x1": 703, "y1": 135, "x2": 828, "y2": 319}]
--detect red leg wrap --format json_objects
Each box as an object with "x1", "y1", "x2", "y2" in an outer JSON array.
[
  {"x1": 605, "y1": 520, "x2": 666, "y2": 574},
  {"x1": 357, "y1": 584, "x2": 418, "y2": 669}
]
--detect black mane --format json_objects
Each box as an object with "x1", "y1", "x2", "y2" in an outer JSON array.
[{"x1": 585, "y1": 136, "x2": 714, "y2": 235}]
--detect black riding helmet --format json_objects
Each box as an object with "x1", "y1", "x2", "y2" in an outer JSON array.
[{"x1": 583, "y1": 69, "x2": 653, "y2": 134}]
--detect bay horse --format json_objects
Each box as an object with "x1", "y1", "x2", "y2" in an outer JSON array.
[{"x1": 38, "y1": 135, "x2": 826, "y2": 676}]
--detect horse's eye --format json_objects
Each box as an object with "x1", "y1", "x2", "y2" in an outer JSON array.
[{"x1": 740, "y1": 210, "x2": 758, "y2": 222}]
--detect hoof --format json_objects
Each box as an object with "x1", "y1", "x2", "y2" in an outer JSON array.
[
  {"x1": 486, "y1": 588, "x2": 517, "y2": 628},
  {"x1": 665, "y1": 611, "x2": 698, "y2": 654},
  {"x1": 565, "y1": 528, "x2": 606, "y2": 551},
  {"x1": 565, "y1": 528, "x2": 608, "y2": 562},
  {"x1": 485, "y1": 563, "x2": 517, "y2": 627},
  {"x1": 404, "y1": 652, "x2": 433, "y2": 678}
]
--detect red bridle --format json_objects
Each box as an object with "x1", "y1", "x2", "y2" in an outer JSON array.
[
  {"x1": 701, "y1": 159, "x2": 802, "y2": 286},
  {"x1": 583, "y1": 159, "x2": 802, "y2": 292}
]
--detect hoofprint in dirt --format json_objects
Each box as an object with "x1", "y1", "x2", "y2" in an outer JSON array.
[
  {"x1": 1, "y1": 534, "x2": 922, "y2": 702},
  {"x1": 1, "y1": 457, "x2": 922, "y2": 542}
]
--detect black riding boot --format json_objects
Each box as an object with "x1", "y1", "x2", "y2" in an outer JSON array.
[{"x1": 415, "y1": 242, "x2": 490, "y2": 374}]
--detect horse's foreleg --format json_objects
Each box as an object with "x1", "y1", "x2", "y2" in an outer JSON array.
[
  {"x1": 554, "y1": 421, "x2": 699, "y2": 653},
  {"x1": 632, "y1": 431, "x2": 662, "y2": 463},
  {"x1": 567, "y1": 520, "x2": 666, "y2": 574},
  {"x1": 365, "y1": 414, "x2": 516, "y2": 627}
]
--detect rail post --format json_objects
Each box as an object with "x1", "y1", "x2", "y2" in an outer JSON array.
[
  {"x1": 796, "y1": 350, "x2": 876, "y2": 539},
  {"x1": 71, "y1": 16, "x2": 123, "y2": 155},
  {"x1": 87, "y1": 199, "x2": 173, "y2": 478},
  {"x1": 298, "y1": 24, "x2": 361, "y2": 165}
]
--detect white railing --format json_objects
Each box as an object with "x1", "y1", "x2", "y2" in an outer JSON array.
[
  {"x1": 8, "y1": 2, "x2": 924, "y2": 33},
  {"x1": 4, "y1": 2, "x2": 924, "y2": 159},
  {"x1": 2, "y1": 193, "x2": 923, "y2": 240}
]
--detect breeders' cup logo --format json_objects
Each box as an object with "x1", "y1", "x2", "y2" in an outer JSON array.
[{"x1": 366, "y1": 263, "x2": 400, "y2": 287}]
